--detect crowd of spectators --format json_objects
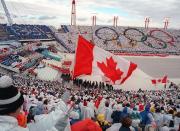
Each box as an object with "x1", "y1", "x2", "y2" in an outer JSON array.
[
  {"x1": 56, "y1": 25, "x2": 180, "y2": 55},
  {"x1": 0, "y1": 40, "x2": 65, "y2": 75},
  {"x1": 0, "y1": 24, "x2": 54, "y2": 40},
  {"x1": 0, "y1": 72, "x2": 180, "y2": 131},
  {"x1": 1, "y1": 24, "x2": 180, "y2": 55}
]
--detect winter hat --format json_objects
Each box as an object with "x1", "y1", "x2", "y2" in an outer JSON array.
[
  {"x1": 121, "y1": 116, "x2": 132, "y2": 128},
  {"x1": 145, "y1": 104, "x2": 151, "y2": 112},
  {"x1": 0, "y1": 75, "x2": 24, "y2": 115},
  {"x1": 139, "y1": 104, "x2": 144, "y2": 112},
  {"x1": 97, "y1": 114, "x2": 105, "y2": 122},
  {"x1": 83, "y1": 100, "x2": 87, "y2": 106},
  {"x1": 155, "y1": 107, "x2": 161, "y2": 113},
  {"x1": 150, "y1": 107, "x2": 155, "y2": 113}
]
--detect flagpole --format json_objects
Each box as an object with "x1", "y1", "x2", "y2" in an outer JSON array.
[
  {"x1": 71, "y1": 34, "x2": 80, "y2": 79},
  {"x1": 164, "y1": 83, "x2": 166, "y2": 91},
  {"x1": 155, "y1": 83, "x2": 157, "y2": 90}
]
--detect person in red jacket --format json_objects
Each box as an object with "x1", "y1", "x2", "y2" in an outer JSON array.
[
  {"x1": 71, "y1": 118, "x2": 102, "y2": 131},
  {"x1": 16, "y1": 111, "x2": 27, "y2": 128}
]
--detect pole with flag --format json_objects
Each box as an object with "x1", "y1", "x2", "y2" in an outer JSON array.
[
  {"x1": 72, "y1": 35, "x2": 137, "y2": 85},
  {"x1": 151, "y1": 75, "x2": 168, "y2": 89}
]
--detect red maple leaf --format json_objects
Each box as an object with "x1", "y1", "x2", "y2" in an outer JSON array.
[{"x1": 97, "y1": 57, "x2": 123, "y2": 84}]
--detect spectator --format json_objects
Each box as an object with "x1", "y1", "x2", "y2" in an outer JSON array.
[
  {"x1": 119, "y1": 116, "x2": 132, "y2": 131},
  {"x1": 0, "y1": 75, "x2": 70, "y2": 131}
]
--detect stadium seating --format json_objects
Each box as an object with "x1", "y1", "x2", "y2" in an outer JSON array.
[
  {"x1": 61, "y1": 25, "x2": 70, "y2": 33},
  {"x1": 0, "y1": 25, "x2": 9, "y2": 41},
  {"x1": 1, "y1": 24, "x2": 180, "y2": 55},
  {"x1": 56, "y1": 25, "x2": 180, "y2": 55},
  {"x1": 1, "y1": 54, "x2": 20, "y2": 66},
  {"x1": 0, "y1": 24, "x2": 54, "y2": 40}
]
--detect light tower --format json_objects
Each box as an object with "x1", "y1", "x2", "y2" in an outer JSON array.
[
  {"x1": 1, "y1": 0, "x2": 13, "y2": 26},
  {"x1": 164, "y1": 17, "x2": 169, "y2": 30},
  {"x1": 113, "y1": 16, "x2": 118, "y2": 27},
  {"x1": 71, "y1": 0, "x2": 76, "y2": 26},
  {"x1": 144, "y1": 17, "x2": 147, "y2": 29},
  {"x1": 144, "y1": 17, "x2": 150, "y2": 29},
  {"x1": 147, "y1": 17, "x2": 150, "y2": 29},
  {"x1": 92, "y1": 15, "x2": 96, "y2": 26}
]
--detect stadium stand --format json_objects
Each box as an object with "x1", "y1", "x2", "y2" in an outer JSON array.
[
  {"x1": 0, "y1": 24, "x2": 54, "y2": 40},
  {"x1": 56, "y1": 25, "x2": 180, "y2": 55},
  {"x1": 53, "y1": 32, "x2": 73, "y2": 52},
  {"x1": 1, "y1": 24, "x2": 180, "y2": 55},
  {"x1": 0, "y1": 24, "x2": 9, "y2": 40},
  {"x1": 61, "y1": 25, "x2": 70, "y2": 33}
]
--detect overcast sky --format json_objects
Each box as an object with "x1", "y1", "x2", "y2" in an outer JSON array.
[{"x1": 0, "y1": 0, "x2": 180, "y2": 28}]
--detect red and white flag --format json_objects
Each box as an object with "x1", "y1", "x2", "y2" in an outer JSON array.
[
  {"x1": 73, "y1": 35, "x2": 137, "y2": 84},
  {"x1": 151, "y1": 75, "x2": 168, "y2": 85}
]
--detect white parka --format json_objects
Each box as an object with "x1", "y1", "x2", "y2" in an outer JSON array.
[
  {"x1": 0, "y1": 100, "x2": 71, "y2": 131},
  {"x1": 0, "y1": 116, "x2": 29, "y2": 131}
]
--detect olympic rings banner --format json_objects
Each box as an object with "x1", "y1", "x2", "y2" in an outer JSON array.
[{"x1": 92, "y1": 27, "x2": 180, "y2": 55}]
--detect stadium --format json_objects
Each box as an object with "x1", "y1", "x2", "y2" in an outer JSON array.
[{"x1": 0, "y1": 0, "x2": 180, "y2": 131}]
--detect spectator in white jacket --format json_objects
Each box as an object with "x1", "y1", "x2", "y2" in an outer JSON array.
[{"x1": 0, "y1": 75, "x2": 70, "y2": 131}]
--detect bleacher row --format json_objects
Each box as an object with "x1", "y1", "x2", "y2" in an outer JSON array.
[
  {"x1": 0, "y1": 40, "x2": 65, "y2": 74},
  {"x1": 0, "y1": 24, "x2": 180, "y2": 55},
  {"x1": 0, "y1": 24, "x2": 54, "y2": 40},
  {"x1": 57, "y1": 25, "x2": 180, "y2": 55}
]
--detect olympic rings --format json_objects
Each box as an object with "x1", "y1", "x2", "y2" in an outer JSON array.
[
  {"x1": 143, "y1": 35, "x2": 167, "y2": 49},
  {"x1": 124, "y1": 28, "x2": 146, "y2": 42},
  {"x1": 149, "y1": 29, "x2": 175, "y2": 46},
  {"x1": 95, "y1": 27, "x2": 119, "y2": 41},
  {"x1": 94, "y1": 27, "x2": 176, "y2": 50}
]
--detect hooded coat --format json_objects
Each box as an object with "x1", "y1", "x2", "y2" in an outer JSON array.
[
  {"x1": 0, "y1": 100, "x2": 71, "y2": 131},
  {"x1": 140, "y1": 105, "x2": 154, "y2": 125}
]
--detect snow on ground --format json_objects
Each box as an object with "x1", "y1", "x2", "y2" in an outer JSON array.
[
  {"x1": 35, "y1": 66, "x2": 60, "y2": 81},
  {"x1": 35, "y1": 53, "x2": 63, "y2": 81}
]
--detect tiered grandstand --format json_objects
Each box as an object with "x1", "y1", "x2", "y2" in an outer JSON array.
[
  {"x1": 0, "y1": 24, "x2": 9, "y2": 40},
  {"x1": 0, "y1": 1, "x2": 180, "y2": 130},
  {"x1": 0, "y1": 23, "x2": 180, "y2": 82},
  {"x1": 55, "y1": 25, "x2": 180, "y2": 55},
  {"x1": 0, "y1": 24, "x2": 54, "y2": 41},
  {"x1": 1, "y1": 24, "x2": 180, "y2": 55}
]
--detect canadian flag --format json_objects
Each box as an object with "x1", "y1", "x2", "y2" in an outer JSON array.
[
  {"x1": 151, "y1": 75, "x2": 168, "y2": 85},
  {"x1": 73, "y1": 36, "x2": 137, "y2": 84}
]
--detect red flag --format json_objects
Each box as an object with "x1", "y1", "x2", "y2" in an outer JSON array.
[
  {"x1": 94, "y1": 96, "x2": 103, "y2": 109},
  {"x1": 151, "y1": 79, "x2": 156, "y2": 85},
  {"x1": 151, "y1": 75, "x2": 168, "y2": 84},
  {"x1": 73, "y1": 35, "x2": 94, "y2": 78},
  {"x1": 162, "y1": 75, "x2": 167, "y2": 83},
  {"x1": 73, "y1": 35, "x2": 137, "y2": 84}
]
